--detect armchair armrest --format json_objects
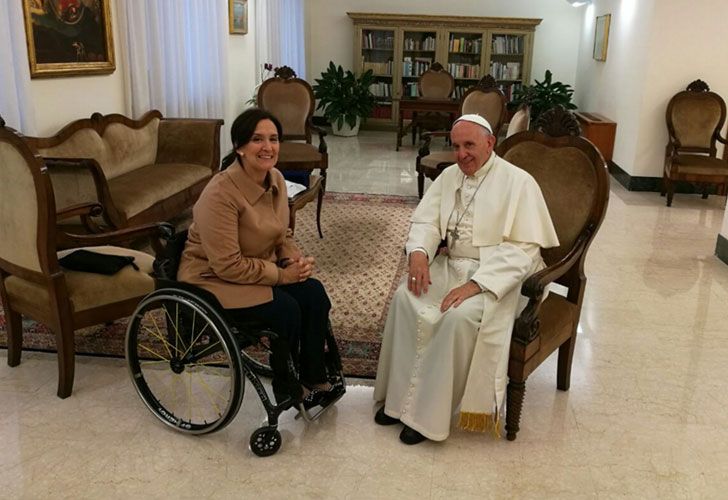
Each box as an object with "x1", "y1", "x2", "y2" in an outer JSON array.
[
  {"x1": 512, "y1": 230, "x2": 592, "y2": 344},
  {"x1": 43, "y1": 157, "x2": 118, "y2": 228},
  {"x1": 418, "y1": 131, "x2": 451, "y2": 157},
  {"x1": 56, "y1": 202, "x2": 105, "y2": 233},
  {"x1": 57, "y1": 222, "x2": 175, "y2": 254},
  {"x1": 156, "y1": 118, "x2": 224, "y2": 172}
]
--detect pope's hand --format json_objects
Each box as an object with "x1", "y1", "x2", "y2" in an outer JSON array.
[
  {"x1": 440, "y1": 280, "x2": 481, "y2": 312},
  {"x1": 407, "y1": 252, "x2": 431, "y2": 297}
]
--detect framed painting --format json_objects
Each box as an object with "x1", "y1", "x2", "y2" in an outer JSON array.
[
  {"x1": 593, "y1": 14, "x2": 611, "y2": 61},
  {"x1": 22, "y1": 0, "x2": 115, "y2": 78},
  {"x1": 229, "y1": 0, "x2": 248, "y2": 35}
]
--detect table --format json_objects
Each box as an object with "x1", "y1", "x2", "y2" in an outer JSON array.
[
  {"x1": 574, "y1": 111, "x2": 617, "y2": 162},
  {"x1": 395, "y1": 97, "x2": 460, "y2": 151}
]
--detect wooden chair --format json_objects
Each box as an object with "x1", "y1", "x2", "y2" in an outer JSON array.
[
  {"x1": 496, "y1": 107, "x2": 610, "y2": 440},
  {"x1": 663, "y1": 79, "x2": 728, "y2": 206},
  {"x1": 415, "y1": 75, "x2": 507, "y2": 198},
  {"x1": 257, "y1": 66, "x2": 328, "y2": 237},
  {"x1": 0, "y1": 115, "x2": 169, "y2": 398},
  {"x1": 409, "y1": 62, "x2": 455, "y2": 144}
]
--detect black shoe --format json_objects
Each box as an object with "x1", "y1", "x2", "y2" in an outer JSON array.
[
  {"x1": 374, "y1": 406, "x2": 400, "y2": 426},
  {"x1": 399, "y1": 425, "x2": 427, "y2": 445}
]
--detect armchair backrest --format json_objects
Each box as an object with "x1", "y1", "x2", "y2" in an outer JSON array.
[
  {"x1": 257, "y1": 66, "x2": 314, "y2": 143},
  {"x1": 0, "y1": 117, "x2": 58, "y2": 280},
  {"x1": 497, "y1": 107, "x2": 609, "y2": 267},
  {"x1": 506, "y1": 105, "x2": 530, "y2": 138},
  {"x1": 666, "y1": 79, "x2": 726, "y2": 154},
  {"x1": 460, "y1": 75, "x2": 507, "y2": 136},
  {"x1": 418, "y1": 62, "x2": 454, "y2": 98}
]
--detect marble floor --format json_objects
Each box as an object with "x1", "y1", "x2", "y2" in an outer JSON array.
[{"x1": 2, "y1": 131, "x2": 728, "y2": 499}]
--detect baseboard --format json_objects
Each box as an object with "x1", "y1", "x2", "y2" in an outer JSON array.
[
  {"x1": 608, "y1": 162, "x2": 720, "y2": 194},
  {"x1": 717, "y1": 233, "x2": 728, "y2": 266}
]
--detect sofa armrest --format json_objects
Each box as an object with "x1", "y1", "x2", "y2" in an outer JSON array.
[
  {"x1": 156, "y1": 118, "x2": 224, "y2": 173},
  {"x1": 43, "y1": 157, "x2": 120, "y2": 228},
  {"x1": 57, "y1": 222, "x2": 175, "y2": 253}
]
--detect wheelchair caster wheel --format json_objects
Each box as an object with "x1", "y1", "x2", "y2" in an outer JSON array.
[{"x1": 250, "y1": 426, "x2": 281, "y2": 457}]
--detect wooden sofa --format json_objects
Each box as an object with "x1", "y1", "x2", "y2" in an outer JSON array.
[{"x1": 25, "y1": 110, "x2": 223, "y2": 229}]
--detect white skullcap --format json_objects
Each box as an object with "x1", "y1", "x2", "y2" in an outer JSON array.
[{"x1": 453, "y1": 114, "x2": 493, "y2": 134}]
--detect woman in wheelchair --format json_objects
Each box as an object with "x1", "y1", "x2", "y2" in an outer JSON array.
[{"x1": 176, "y1": 108, "x2": 343, "y2": 408}]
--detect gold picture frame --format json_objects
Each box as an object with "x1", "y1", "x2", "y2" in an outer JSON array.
[
  {"x1": 593, "y1": 14, "x2": 611, "y2": 61},
  {"x1": 22, "y1": 0, "x2": 115, "y2": 78},
  {"x1": 229, "y1": 0, "x2": 248, "y2": 35}
]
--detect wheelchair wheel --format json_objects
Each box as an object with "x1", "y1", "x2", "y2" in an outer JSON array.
[
  {"x1": 126, "y1": 289, "x2": 244, "y2": 434},
  {"x1": 249, "y1": 426, "x2": 282, "y2": 457}
]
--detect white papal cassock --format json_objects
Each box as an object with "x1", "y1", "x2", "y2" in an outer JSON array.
[{"x1": 374, "y1": 153, "x2": 559, "y2": 441}]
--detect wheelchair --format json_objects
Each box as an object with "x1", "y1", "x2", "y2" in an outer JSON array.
[{"x1": 124, "y1": 229, "x2": 346, "y2": 457}]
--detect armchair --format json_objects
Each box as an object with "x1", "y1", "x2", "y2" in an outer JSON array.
[
  {"x1": 0, "y1": 116, "x2": 170, "y2": 398},
  {"x1": 415, "y1": 75, "x2": 507, "y2": 198},
  {"x1": 496, "y1": 107, "x2": 610, "y2": 440},
  {"x1": 409, "y1": 62, "x2": 456, "y2": 144},
  {"x1": 663, "y1": 79, "x2": 728, "y2": 206},
  {"x1": 257, "y1": 66, "x2": 328, "y2": 237}
]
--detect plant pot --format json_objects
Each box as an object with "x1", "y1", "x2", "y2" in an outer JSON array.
[{"x1": 332, "y1": 117, "x2": 361, "y2": 137}]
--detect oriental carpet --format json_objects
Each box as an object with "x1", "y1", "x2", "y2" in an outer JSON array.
[{"x1": 0, "y1": 193, "x2": 418, "y2": 378}]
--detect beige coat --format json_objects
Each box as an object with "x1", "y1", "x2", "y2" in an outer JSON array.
[{"x1": 177, "y1": 161, "x2": 299, "y2": 308}]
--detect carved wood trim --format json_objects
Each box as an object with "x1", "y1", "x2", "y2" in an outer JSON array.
[
  {"x1": 274, "y1": 65, "x2": 297, "y2": 79},
  {"x1": 430, "y1": 61, "x2": 445, "y2": 72},
  {"x1": 474, "y1": 74, "x2": 497, "y2": 90},
  {"x1": 347, "y1": 12, "x2": 542, "y2": 30},
  {"x1": 534, "y1": 106, "x2": 581, "y2": 138},
  {"x1": 686, "y1": 79, "x2": 710, "y2": 92}
]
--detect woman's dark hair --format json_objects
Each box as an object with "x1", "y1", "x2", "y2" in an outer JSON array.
[{"x1": 222, "y1": 108, "x2": 283, "y2": 170}]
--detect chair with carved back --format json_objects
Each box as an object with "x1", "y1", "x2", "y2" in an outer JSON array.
[
  {"x1": 505, "y1": 105, "x2": 531, "y2": 138},
  {"x1": 0, "y1": 115, "x2": 170, "y2": 398},
  {"x1": 409, "y1": 62, "x2": 456, "y2": 144},
  {"x1": 256, "y1": 66, "x2": 328, "y2": 237},
  {"x1": 415, "y1": 75, "x2": 508, "y2": 198},
  {"x1": 663, "y1": 79, "x2": 728, "y2": 206},
  {"x1": 495, "y1": 107, "x2": 609, "y2": 440}
]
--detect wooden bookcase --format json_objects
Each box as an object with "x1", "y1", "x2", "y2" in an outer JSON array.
[{"x1": 348, "y1": 13, "x2": 541, "y2": 127}]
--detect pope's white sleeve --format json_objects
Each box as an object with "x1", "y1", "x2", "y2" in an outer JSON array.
[
  {"x1": 470, "y1": 240, "x2": 540, "y2": 300},
  {"x1": 405, "y1": 174, "x2": 444, "y2": 262}
]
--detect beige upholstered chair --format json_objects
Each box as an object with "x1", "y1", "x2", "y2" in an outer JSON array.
[
  {"x1": 496, "y1": 107, "x2": 609, "y2": 440},
  {"x1": 506, "y1": 105, "x2": 531, "y2": 138},
  {"x1": 409, "y1": 62, "x2": 456, "y2": 143},
  {"x1": 257, "y1": 66, "x2": 328, "y2": 237},
  {"x1": 663, "y1": 79, "x2": 728, "y2": 206},
  {"x1": 0, "y1": 115, "x2": 169, "y2": 398},
  {"x1": 415, "y1": 75, "x2": 508, "y2": 198}
]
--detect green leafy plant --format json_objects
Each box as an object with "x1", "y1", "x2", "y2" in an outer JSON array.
[
  {"x1": 509, "y1": 70, "x2": 577, "y2": 122},
  {"x1": 313, "y1": 61, "x2": 377, "y2": 129}
]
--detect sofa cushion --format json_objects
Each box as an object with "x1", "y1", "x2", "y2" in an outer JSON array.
[{"x1": 108, "y1": 163, "x2": 211, "y2": 219}]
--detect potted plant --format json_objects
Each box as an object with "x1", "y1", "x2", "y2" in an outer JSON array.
[
  {"x1": 313, "y1": 61, "x2": 377, "y2": 136},
  {"x1": 509, "y1": 70, "x2": 577, "y2": 124}
]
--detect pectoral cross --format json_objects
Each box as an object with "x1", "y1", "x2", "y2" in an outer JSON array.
[{"x1": 449, "y1": 226, "x2": 460, "y2": 243}]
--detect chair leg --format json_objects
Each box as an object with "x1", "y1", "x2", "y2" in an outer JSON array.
[
  {"x1": 54, "y1": 318, "x2": 76, "y2": 399},
  {"x1": 660, "y1": 173, "x2": 667, "y2": 196},
  {"x1": 505, "y1": 379, "x2": 526, "y2": 441},
  {"x1": 288, "y1": 207, "x2": 297, "y2": 235},
  {"x1": 417, "y1": 171, "x2": 425, "y2": 199},
  {"x1": 666, "y1": 177, "x2": 675, "y2": 206},
  {"x1": 557, "y1": 335, "x2": 577, "y2": 391},
  {"x1": 316, "y1": 186, "x2": 324, "y2": 239},
  {"x1": 5, "y1": 307, "x2": 22, "y2": 367},
  {"x1": 702, "y1": 184, "x2": 709, "y2": 199}
]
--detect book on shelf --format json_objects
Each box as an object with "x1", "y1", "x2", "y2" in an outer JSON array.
[
  {"x1": 449, "y1": 36, "x2": 481, "y2": 54},
  {"x1": 363, "y1": 31, "x2": 394, "y2": 50},
  {"x1": 497, "y1": 82, "x2": 522, "y2": 102},
  {"x1": 491, "y1": 35, "x2": 524, "y2": 55},
  {"x1": 371, "y1": 105, "x2": 392, "y2": 119},
  {"x1": 362, "y1": 60, "x2": 393, "y2": 75},
  {"x1": 369, "y1": 81, "x2": 393, "y2": 98},
  {"x1": 489, "y1": 61, "x2": 521, "y2": 81},
  {"x1": 403, "y1": 35, "x2": 436, "y2": 51},
  {"x1": 402, "y1": 56, "x2": 432, "y2": 77},
  {"x1": 447, "y1": 62, "x2": 480, "y2": 79}
]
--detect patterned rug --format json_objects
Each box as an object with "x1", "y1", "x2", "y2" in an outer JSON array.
[{"x1": 0, "y1": 192, "x2": 418, "y2": 378}]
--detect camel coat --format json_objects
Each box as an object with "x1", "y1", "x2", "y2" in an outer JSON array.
[{"x1": 177, "y1": 161, "x2": 300, "y2": 308}]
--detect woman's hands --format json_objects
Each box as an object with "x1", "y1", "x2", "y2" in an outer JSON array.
[
  {"x1": 407, "y1": 251, "x2": 431, "y2": 297},
  {"x1": 278, "y1": 256, "x2": 315, "y2": 284}
]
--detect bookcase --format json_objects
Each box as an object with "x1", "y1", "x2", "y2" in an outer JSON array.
[{"x1": 349, "y1": 13, "x2": 540, "y2": 127}]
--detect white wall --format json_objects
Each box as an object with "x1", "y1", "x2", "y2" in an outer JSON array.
[{"x1": 305, "y1": 0, "x2": 582, "y2": 87}]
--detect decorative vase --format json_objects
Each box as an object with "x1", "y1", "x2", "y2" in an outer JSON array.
[{"x1": 332, "y1": 117, "x2": 361, "y2": 137}]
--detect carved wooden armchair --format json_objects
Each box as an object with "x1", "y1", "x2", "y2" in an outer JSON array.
[
  {"x1": 257, "y1": 66, "x2": 328, "y2": 237},
  {"x1": 0, "y1": 116, "x2": 170, "y2": 398},
  {"x1": 415, "y1": 75, "x2": 507, "y2": 198},
  {"x1": 663, "y1": 79, "x2": 728, "y2": 206},
  {"x1": 410, "y1": 62, "x2": 456, "y2": 143},
  {"x1": 496, "y1": 107, "x2": 610, "y2": 440}
]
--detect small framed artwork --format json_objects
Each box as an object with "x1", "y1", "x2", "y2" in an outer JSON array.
[
  {"x1": 593, "y1": 14, "x2": 611, "y2": 61},
  {"x1": 22, "y1": 0, "x2": 115, "y2": 78},
  {"x1": 229, "y1": 0, "x2": 248, "y2": 35}
]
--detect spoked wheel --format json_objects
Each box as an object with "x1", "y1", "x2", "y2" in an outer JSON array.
[
  {"x1": 125, "y1": 289, "x2": 244, "y2": 434},
  {"x1": 249, "y1": 426, "x2": 282, "y2": 457}
]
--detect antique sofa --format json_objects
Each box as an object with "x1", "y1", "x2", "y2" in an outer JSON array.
[{"x1": 24, "y1": 110, "x2": 223, "y2": 229}]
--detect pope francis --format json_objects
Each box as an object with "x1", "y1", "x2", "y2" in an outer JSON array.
[{"x1": 373, "y1": 114, "x2": 560, "y2": 445}]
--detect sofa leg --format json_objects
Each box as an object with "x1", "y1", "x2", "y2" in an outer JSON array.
[
  {"x1": 505, "y1": 379, "x2": 526, "y2": 441},
  {"x1": 6, "y1": 307, "x2": 22, "y2": 367}
]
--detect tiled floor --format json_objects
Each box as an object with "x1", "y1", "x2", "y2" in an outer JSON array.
[{"x1": 2, "y1": 131, "x2": 728, "y2": 498}]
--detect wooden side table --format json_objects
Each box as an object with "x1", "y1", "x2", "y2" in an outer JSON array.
[{"x1": 574, "y1": 111, "x2": 617, "y2": 162}]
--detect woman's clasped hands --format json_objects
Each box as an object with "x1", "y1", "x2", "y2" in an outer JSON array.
[{"x1": 279, "y1": 256, "x2": 316, "y2": 284}]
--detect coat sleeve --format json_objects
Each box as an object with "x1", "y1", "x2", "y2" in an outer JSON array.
[
  {"x1": 470, "y1": 240, "x2": 540, "y2": 300},
  {"x1": 405, "y1": 173, "x2": 445, "y2": 263},
  {"x1": 195, "y1": 188, "x2": 280, "y2": 286}
]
